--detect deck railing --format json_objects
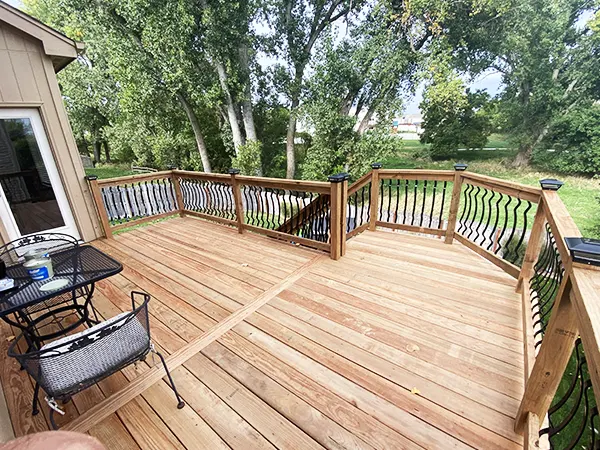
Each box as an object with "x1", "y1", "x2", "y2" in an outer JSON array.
[
  {"x1": 87, "y1": 165, "x2": 600, "y2": 448},
  {"x1": 87, "y1": 169, "x2": 347, "y2": 259}
]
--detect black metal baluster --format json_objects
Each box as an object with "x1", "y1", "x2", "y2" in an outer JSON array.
[
  {"x1": 511, "y1": 201, "x2": 533, "y2": 263},
  {"x1": 378, "y1": 179, "x2": 384, "y2": 221},
  {"x1": 502, "y1": 198, "x2": 522, "y2": 262},
  {"x1": 419, "y1": 180, "x2": 427, "y2": 227},
  {"x1": 480, "y1": 190, "x2": 495, "y2": 247},
  {"x1": 403, "y1": 180, "x2": 409, "y2": 224},
  {"x1": 411, "y1": 180, "x2": 418, "y2": 226},
  {"x1": 495, "y1": 196, "x2": 512, "y2": 255},
  {"x1": 386, "y1": 180, "x2": 392, "y2": 222},
  {"x1": 466, "y1": 186, "x2": 481, "y2": 240},
  {"x1": 438, "y1": 181, "x2": 447, "y2": 229},
  {"x1": 458, "y1": 183, "x2": 472, "y2": 234},
  {"x1": 429, "y1": 181, "x2": 437, "y2": 228}
]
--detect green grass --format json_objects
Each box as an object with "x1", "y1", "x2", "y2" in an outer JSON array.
[
  {"x1": 398, "y1": 133, "x2": 511, "y2": 151},
  {"x1": 84, "y1": 164, "x2": 134, "y2": 179},
  {"x1": 383, "y1": 148, "x2": 600, "y2": 238}
]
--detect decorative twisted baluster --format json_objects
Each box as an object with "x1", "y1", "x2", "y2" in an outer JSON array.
[
  {"x1": 540, "y1": 338, "x2": 599, "y2": 449},
  {"x1": 458, "y1": 182, "x2": 535, "y2": 265}
]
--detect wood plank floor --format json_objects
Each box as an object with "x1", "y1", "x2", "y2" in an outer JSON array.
[{"x1": 0, "y1": 217, "x2": 525, "y2": 449}]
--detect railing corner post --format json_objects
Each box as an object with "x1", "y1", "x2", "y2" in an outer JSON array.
[
  {"x1": 328, "y1": 173, "x2": 348, "y2": 260},
  {"x1": 444, "y1": 163, "x2": 467, "y2": 244},
  {"x1": 369, "y1": 163, "x2": 382, "y2": 231},
  {"x1": 168, "y1": 166, "x2": 185, "y2": 217},
  {"x1": 85, "y1": 175, "x2": 113, "y2": 239},
  {"x1": 229, "y1": 168, "x2": 245, "y2": 234}
]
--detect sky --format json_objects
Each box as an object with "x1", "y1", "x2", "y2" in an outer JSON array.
[{"x1": 5, "y1": 0, "x2": 504, "y2": 115}]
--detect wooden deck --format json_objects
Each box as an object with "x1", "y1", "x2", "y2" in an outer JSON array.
[{"x1": 0, "y1": 216, "x2": 525, "y2": 449}]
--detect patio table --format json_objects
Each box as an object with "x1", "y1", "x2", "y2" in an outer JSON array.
[{"x1": 0, "y1": 245, "x2": 122, "y2": 347}]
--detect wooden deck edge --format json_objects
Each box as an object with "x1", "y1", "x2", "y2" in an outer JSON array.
[
  {"x1": 182, "y1": 210, "x2": 238, "y2": 228},
  {"x1": 111, "y1": 211, "x2": 179, "y2": 232},
  {"x1": 62, "y1": 253, "x2": 326, "y2": 434},
  {"x1": 242, "y1": 224, "x2": 331, "y2": 252},
  {"x1": 347, "y1": 223, "x2": 369, "y2": 239},
  {"x1": 454, "y1": 232, "x2": 521, "y2": 278},
  {"x1": 521, "y1": 278, "x2": 536, "y2": 383},
  {"x1": 376, "y1": 221, "x2": 446, "y2": 237}
]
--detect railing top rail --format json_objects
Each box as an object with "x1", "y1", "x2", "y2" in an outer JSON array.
[
  {"x1": 172, "y1": 170, "x2": 232, "y2": 183},
  {"x1": 462, "y1": 172, "x2": 542, "y2": 201},
  {"x1": 378, "y1": 169, "x2": 454, "y2": 181},
  {"x1": 348, "y1": 171, "x2": 372, "y2": 194},
  {"x1": 235, "y1": 174, "x2": 331, "y2": 194},
  {"x1": 96, "y1": 170, "x2": 174, "y2": 187}
]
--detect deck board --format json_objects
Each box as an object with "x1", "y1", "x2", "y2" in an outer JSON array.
[{"x1": 0, "y1": 217, "x2": 525, "y2": 449}]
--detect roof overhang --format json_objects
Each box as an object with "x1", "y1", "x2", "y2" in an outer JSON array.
[{"x1": 0, "y1": 1, "x2": 84, "y2": 72}]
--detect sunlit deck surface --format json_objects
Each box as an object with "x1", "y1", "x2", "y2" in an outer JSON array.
[{"x1": 0, "y1": 216, "x2": 525, "y2": 449}]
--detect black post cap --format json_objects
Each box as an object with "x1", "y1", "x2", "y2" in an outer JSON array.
[
  {"x1": 328, "y1": 173, "x2": 349, "y2": 183},
  {"x1": 85, "y1": 175, "x2": 98, "y2": 181},
  {"x1": 566, "y1": 237, "x2": 600, "y2": 266},
  {"x1": 167, "y1": 165, "x2": 178, "y2": 170},
  {"x1": 454, "y1": 163, "x2": 468, "y2": 171},
  {"x1": 539, "y1": 179, "x2": 564, "y2": 191},
  {"x1": 371, "y1": 163, "x2": 383, "y2": 169},
  {"x1": 228, "y1": 168, "x2": 241, "y2": 175}
]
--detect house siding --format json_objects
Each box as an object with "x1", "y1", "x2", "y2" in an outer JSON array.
[{"x1": 0, "y1": 23, "x2": 101, "y2": 245}]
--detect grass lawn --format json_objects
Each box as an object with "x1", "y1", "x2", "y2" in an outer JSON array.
[
  {"x1": 84, "y1": 164, "x2": 134, "y2": 179},
  {"x1": 383, "y1": 147, "x2": 600, "y2": 238}
]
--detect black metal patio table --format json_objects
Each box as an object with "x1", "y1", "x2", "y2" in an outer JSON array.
[{"x1": 0, "y1": 245, "x2": 122, "y2": 347}]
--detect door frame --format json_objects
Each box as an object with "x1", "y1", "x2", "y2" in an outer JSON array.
[{"x1": 0, "y1": 107, "x2": 80, "y2": 242}]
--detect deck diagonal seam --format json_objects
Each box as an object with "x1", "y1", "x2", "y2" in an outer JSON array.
[{"x1": 62, "y1": 253, "x2": 326, "y2": 434}]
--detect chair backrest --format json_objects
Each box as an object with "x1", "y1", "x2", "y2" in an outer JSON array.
[
  {"x1": 8, "y1": 291, "x2": 151, "y2": 399},
  {"x1": 0, "y1": 233, "x2": 80, "y2": 266}
]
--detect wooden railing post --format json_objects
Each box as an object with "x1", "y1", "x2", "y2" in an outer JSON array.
[
  {"x1": 328, "y1": 173, "x2": 348, "y2": 260},
  {"x1": 444, "y1": 163, "x2": 467, "y2": 244},
  {"x1": 85, "y1": 175, "x2": 113, "y2": 239},
  {"x1": 169, "y1": 168, "x2": 185, "y2": 217},
  {"x1": 515, "y1": 275, "x2": 578, "y2": 434},
  {"x1": 229, "y1": 168, "x2": 245, "y2": 234},
  {"x1": 369, "y1": 163, "x2": 381, "y2": 231}
]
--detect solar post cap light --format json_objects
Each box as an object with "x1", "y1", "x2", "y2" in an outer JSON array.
[
  {"x1": 454, "y1": 163, "x2": 468, "y2": 171},
  {"x1": 539, "y1": 179, "x2": 564, "y2": 191},
  {"x1": 565, "y1": 238, "x2": 600, "y2": 267}
]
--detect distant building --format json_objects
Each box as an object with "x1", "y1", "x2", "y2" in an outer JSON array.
[{"x1": 392, "y1": 114, "x2": 423, "y2": 135}]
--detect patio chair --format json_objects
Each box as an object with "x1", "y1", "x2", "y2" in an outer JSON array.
[
  {"x1": 8, "y1": 291, "x2": 185, "y2": 429},
  {"x1": 0, "y1": 233, "x2": 94, "y2": 323}
]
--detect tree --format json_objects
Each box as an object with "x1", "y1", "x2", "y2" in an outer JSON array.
[
  {"x1": 419, "y1": 58, "x2": 492, "y2": 158},
  {"x1": 265, "y1": 0, "x2": 360, "y2": 178},
  {"x1": 439, "y1": 0, "x2": 600, "y2": 166}
]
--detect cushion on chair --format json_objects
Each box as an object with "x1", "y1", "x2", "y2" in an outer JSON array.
[{"x1": 38, "y1": 312, "x2": 149, "y2": 396}]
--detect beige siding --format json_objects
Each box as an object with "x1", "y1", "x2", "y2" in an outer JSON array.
[{"x1": 0, "y1": 23, "x2": 101, "y2": 243}]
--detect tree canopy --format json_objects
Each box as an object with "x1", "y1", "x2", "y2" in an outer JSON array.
[{"x1": 23, "y1": 0, "x2": 600, "y2": 177}]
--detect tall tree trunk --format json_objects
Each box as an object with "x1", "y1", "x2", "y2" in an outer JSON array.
[
  {"x1": 357, "y1": 106, "x2": 376, "y2": 134},
  {"x1": 216, "y1": 63, "x2": 245, "y2": 153},
  {"x1": 177, "y1": 92, "x2": 212, "y2": 173},
  {"x1": 286, "y1": 96, "x2": 300, "y2": 179},
  {"x1": 238, "y1": 45, "x2": 262, "y2": 176},
  {"x1": 238, "y1": 45, "x2": 258, "y2": 142},
  {"x1": 103, "y1": 141, "x2": 111, "y2": 163},
  {"x1": 92, "y1": 141, "x2": 101, "y2": 164}
]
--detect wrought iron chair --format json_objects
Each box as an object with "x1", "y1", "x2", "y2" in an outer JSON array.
[
  {"x1": 8, "y1": 291, "x2": 185, "y2": 428},
  {"x1": 0, "y1": 233, "x2": 92, "y2": 323}
]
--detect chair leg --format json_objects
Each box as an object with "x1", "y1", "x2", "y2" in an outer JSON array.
[
  {"x1": 154, "y1": 350, "x2": 185, "y2": 409},
  {"x1": 32, "y1": 382, "x2": 40, "y2": 416},
  {"x1": 49, "y1": 409, "x2": 58, "y2": 430}
]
